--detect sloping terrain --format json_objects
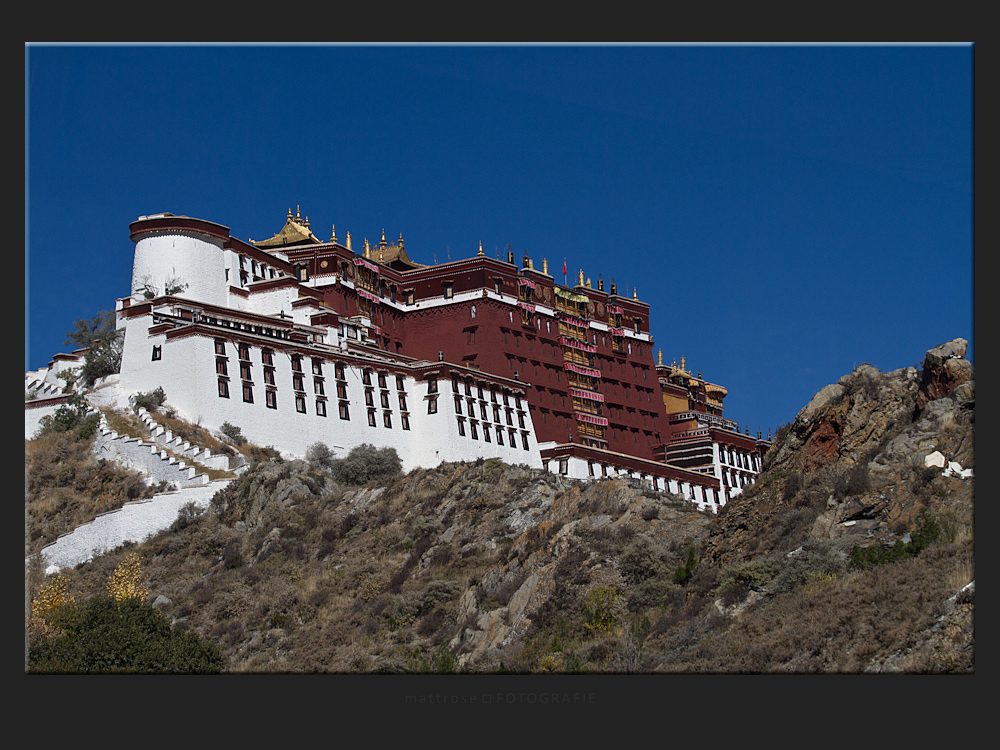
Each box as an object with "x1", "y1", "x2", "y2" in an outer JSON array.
[{"x1": 25, "y1": 340, "x2": 974, "y2": 673}]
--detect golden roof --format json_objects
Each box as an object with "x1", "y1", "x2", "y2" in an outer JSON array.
[{"x1": 253, "y1": 207, "x2": 321, "y2": 249}]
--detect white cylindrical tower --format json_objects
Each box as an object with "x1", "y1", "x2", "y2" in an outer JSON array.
[{"x1": 129, "y1": 213, "x2": 231, "y2": 307}]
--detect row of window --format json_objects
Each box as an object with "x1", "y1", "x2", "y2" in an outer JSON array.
[
  {"x1": 454, "y1": 396, "x2": 526, "y2": 428},
  {"x1": 456, "y1": 417, "x2": 530, "y2": 450}
]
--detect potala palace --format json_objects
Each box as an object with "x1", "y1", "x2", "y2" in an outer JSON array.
[{"x1": 26, "y1": 208, "x2": 773, "y2": 513}]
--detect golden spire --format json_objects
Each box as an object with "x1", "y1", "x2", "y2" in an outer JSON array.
[
  {"x1": 287, "y1": 207, "x2": 293, "y2": 220},
  {"x1": 363, "y1": 237, "x2": 370, "y2": 258},
  {"x1": 346, "y1": 231, "x2": 352, "y2": 251},
  {"x1": 330, "y1": 224, "x2": 337, "y2": 243},
  {"x1": 658, "y1": 349, "x2": 663, "y2": 366},
  {"x1": 380, "y1": 229, "x2": 387, "y2": 248},
  {"x1": 296, "y1": 205, "x2": 301, "y2": 222},
  {"x1": 478, "y1": 240, "x2": 484, "y2": 257},
  {"x1": 542, "y1": 258, "x2": 548, "y2": 274},
  {"x1": 398, "y1": 232, "x2": 404, "y2": 248},
  {"x1": 578, "y1": 269, "x2": 584, "y2": 287},
  {"x1": 304, "y1": 216, "x2": 310, "y2": 228},
  {"x1": 633, "y1": 287, "x2": 638, "y2": 300},
  {"x1": 586, "y1": 277, "x2": 592, "y2": 288}
]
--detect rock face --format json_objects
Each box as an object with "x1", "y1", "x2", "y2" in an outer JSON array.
[{"x1": 710, "y1": 339, "x2": 974, "y2": 569}]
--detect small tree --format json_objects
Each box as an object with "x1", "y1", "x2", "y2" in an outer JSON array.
[{"x1": 66, "y1": 311, "x2": 124, "y2": 387}]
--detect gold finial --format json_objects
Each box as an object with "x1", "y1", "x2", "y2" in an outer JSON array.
[
  {"x1": 578, "y1": 269, "x2": 584, "y2": 287},
  {"x1": 658, "y1": 349, "x2": 663, "y2": 366},
  {"x1": 398, "y1": 232, "x2": 404, "y2": 248},
  {"x1": 380, "y1": 229, "x2": 387, "y2": 248},
  {"x1": 542, "y1": 258, "x2": 549, "y2": 274},
  {"x1": 346, "y1": 231, "x2": 352, "y2": 251},
  {"x1": 330, "y1": 224, "x2": 337, "y2": 243},
  {"x1": 586, "y1": 277, "x2": 591, "y2": 288},
  {"x1": 364, "y1": 237, "x2": 370, "y2": 258},
  {"x1": 304, "y1": 216, "x2": 310, "y2": 228},
  {"x1": 681, "y1": 356, "x2": 686, "y2": 372},
  {"x1": 287, "y1": 207, "x2": 293, "y2": 220},
  {"x1": 478, "y1": 240, "x2": 484, "y2": 257},
  {"x1": 598, "y1": 275, "x2": 604, "y2": 292},
  {"x1": 633, "y1": 287, "x2": 638, "y2": 300},
  {"x1": 296, "y1": 205, "x2": 301, "y2": 221},
  {"x1": 379, "y1": 246, "x2": 384, "y2": 263}
]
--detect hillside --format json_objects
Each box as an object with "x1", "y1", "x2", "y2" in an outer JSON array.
[{"x1": 25, "y1": 339, "x2": 974, "y2": 673}]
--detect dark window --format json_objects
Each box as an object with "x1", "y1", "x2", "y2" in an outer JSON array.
[
  {"x1": 383, "y1": 412, "x2": 392, "y2": 428},
  {"x1": 316, "y1": 400, "x2": 327, "y2": 417},
  {"x1": 443, "y1": 282, "x2": 453, "y2": 299},
  {"x1": 266, "y1": 389, "x2": 277, "y2": 409},
  {"x1": 312, "y1": 359, "x2": 323, "y2": 376},
  {"x1": 455, "y1": 397, "x2": 463, "y2": 415},
  {"x1": 368, "y1": 410, "x2": 377, "y2": 427},
  {"x1": 339, "y1": 402, "x2": 350, "y2": 420},
  {"x1": 218, "y1": 379, "x2": 229, "y2": 398},
  {"x1": 401, "y1": 413, "x2": 410, "y2": 430},
  {"x1": 263, "y1": 368, "x2": 275, "y2": 386},
  {"x1": 378, "y1": 372, "x2": 387, "y2": 389},
  {"x1": 216, "y1": 359, "x2": 228, "y2": 376},
  {"x1": 242, "y1": 384, "x2": 253, "y2": 403},
  {"x1": 315, "y1": 378, "x2": 325, "y2": 396},
  {"x1": 262, "y1": 349, "x2": 274, "y2": 366},
  {"x1": 483, "y1": 424, "x2": 491, "y2": 442},
  {"x1": 214, "y1": 339, "x2": 226, "y2": 356},
  {"x1": 399, "y1": 394, "x2": 408, "y2": 411},
  {"x1": 457, "y1": 418, "x2": 466, "y2": 436},
  {"x1": 292, "y1": 355, "x2": 302, "y2": 372},
  {"x1": 362, "y1": 370, "x2": 372, "y2": 386},
  {"x1": 427, "y1": 377, "x2": 438, "y2": 394},
  {"x1": 470, "y1": 421, "x2": 478, "y2": 440},
  {"x1": 522, "y1": 433, "x2": 530, "y2": 450},
  {"x1": 293, "y1": 374, "x2": 304, "y2": 392},
  {"x1": 151, "y1": 345, "x2": 161, "y2": 361},
  {"x1": 241, "y1": 362, "x2": 252, "y2": 381},
  {"x1": 337, "y1": 382, "x2": 348, "y2": 400},
  {"x1": 335, "y1": 362, "x2": 346, "y2": 380},
  {"x1": 396, "y1": 375, "x2": 405, "y2": 391},
  {"x1": 365, "y1": 389, "x2": 374, "y2": 407},
  {"x1": 428, "y1": 398, "x2": 438, "y2": 415},
  {"x1": 380, "y1": 391, "x2": 390, "y2": 409},
  {"x1": 239, "y1": 344, "x2": 250, "y2": 361}
]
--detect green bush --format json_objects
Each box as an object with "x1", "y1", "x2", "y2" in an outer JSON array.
[
  {"x1": 34, "y1": 394, "x2": 98, "y2": 441},
  {"x1": 849, "y1": 509, "x2": 943, "y2": 570},
  {"x1": 329, "y1": 443, "x2": 402, "y2": 485},
  {"x1": 673, "y1": 546, "x2": 698, "y2": 586},
  {"x1": 28, "y1": 595, "x2": 225, "y2": 674}
]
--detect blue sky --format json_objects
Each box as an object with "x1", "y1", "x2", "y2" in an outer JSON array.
[{"x1": 25, "y1": 43, "x2": 974, "y2": 437}]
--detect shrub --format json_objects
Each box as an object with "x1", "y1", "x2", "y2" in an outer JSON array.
[
  {"x1": 305, "y1": 442, "x2": 336, "y2": 471},
  {"x1": 582, "y1": 586, "x2": 621, "y2": 634},
  {"x1": 329, "y1": 443, "x2": 402, "y2": 485},
  {"x1": 133, "y1": 387, "x2": 166, "y2": 412},
  {"x1": 219, "y1": 422, "x2": 246, "y2": 445},
  {"x1": 28, "y1": 595, "x2": 225, "y2": 673},
  {"x1": 673, "y1": 546, "x2": 698, "y2": 586}
]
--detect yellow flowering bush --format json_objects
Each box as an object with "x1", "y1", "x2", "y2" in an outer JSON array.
[{"x1": 107, "y1": 552, "x2": 149, "y2": 602}]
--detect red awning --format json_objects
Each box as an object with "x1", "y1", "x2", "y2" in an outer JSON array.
[
  {"x1": 559, "y1": 336, "x2": 596, "y2": 353},
  {"x1": 575, "y1": 412, "x2": 609, "y2": 427},
  {"x1": 517, "y1": 277, "x2": 536, "y2": 288},
  {"x1": 569, "y1": 388, "x2": 605, "y2": 402},
  {"x1": 353, "y1": 257, "x2": 379, "y2": 272},
  {"x1": 564, "y1": 363, "x2": 602, "y2": 378}
]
